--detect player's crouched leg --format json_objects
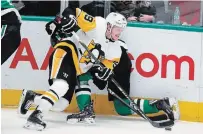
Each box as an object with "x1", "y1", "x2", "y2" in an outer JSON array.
[
  {"x1": 24, "y1": 46, "x2": 78, "y2": 131},
  {"x1": 113, "y1": 97, "x2": 179, "y2": 121},
  {"x1": 51, "y1": 84, "x2": 76, "y2": 112},
  {"x1": 67, "y1": 73, "x2": 95, "y2": 124},
  {"x1": 18, "y1": 89, "x2": 72, "y2": 115},
  {"x1": 23, "y1": 79, "x2": 69, "y2": 131}
]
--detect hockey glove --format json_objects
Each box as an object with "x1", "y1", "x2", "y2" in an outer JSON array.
[
  {"x1": 60, "y1": 15, "x2": 77, "y2": 34},
  {"x1": 45, "y1": 14, "x2": 77, "y2": 36},
  {"x1": 89, "y1": 43, "x2": 105, "y2": 63},
  {"x1": 90, "y1": 63, "x2": 113, "y2": 81},
  {"x1": 45, "y1": 15, "x2": 62, "y2": 35}
]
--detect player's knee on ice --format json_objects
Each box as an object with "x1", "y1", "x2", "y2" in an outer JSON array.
[
  {"x1": 113, "y1": 99, "x2": 132, "y2": 116},
  {"x1": 50, "y1": 79, "x2": 69, "y2": 98}
]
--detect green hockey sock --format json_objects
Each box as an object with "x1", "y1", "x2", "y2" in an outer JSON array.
[
  {"x1": 113, "y1": 98, "x2": 159, "y2": 116},
  {"x1": 113, "y1": 99, "x2": 133, "y2": 116},
  {"x1": 75, "y1": 73, "x2": 92, "y2": 111},
  {"x1": 133, "y1": 99, "x2": 159, "y2": 114},
  {"x1": 76, "y1": 94, "x2": 91, "y2": 111}
]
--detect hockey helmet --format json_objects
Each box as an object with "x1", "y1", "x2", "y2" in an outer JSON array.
[{"x1": 106, "y1": 12, "x2": 127, "y2": 28}]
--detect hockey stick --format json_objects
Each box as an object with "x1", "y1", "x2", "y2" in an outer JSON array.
[
  {"x1": 72, "y1": 32, "x2": 174, "y2": 128},
  {"x1": 107, "y1": 88, "x2": 170, "y2": 121}
]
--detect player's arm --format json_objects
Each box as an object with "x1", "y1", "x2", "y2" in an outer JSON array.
[
  {"x1": 62, "y1": 7, "x2": 96, "y2": 32},
  {"x1": 90, "y1": 42, "x2": 129, "y2": 90},
  {"x1": 45, "y1": 7, "x2": 96, "y2": 40},
  {"x1": 107, "y1": 46, "x2": 132, "y2": 93}
]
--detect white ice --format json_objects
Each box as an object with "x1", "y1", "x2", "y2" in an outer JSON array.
[{"x1": 1, "y1": 109, "x2": 203, "y2": 134}]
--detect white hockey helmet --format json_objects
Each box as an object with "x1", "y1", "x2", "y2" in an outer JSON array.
[{"x1": 106, "y1": 12, "x2": 127, "y2": 28}]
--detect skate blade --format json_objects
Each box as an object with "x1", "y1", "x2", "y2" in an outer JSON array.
[
  {"x1": 84, "y1": 118, "x2": 95, "y2": 124},
  {"x1": 67, "y1": 118, "x2": 80, "y2": 124},
  {"x1": 67, "y1": 118, "x2": 95, "y2": 125},
  {"x1": 23, "y1": 121, "x2": 45, "y2": 131},
  {"x1": 17, "y1": 89, "x2": 27, "y2": 115}
]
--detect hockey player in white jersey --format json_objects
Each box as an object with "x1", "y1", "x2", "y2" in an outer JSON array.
[{"x1": 18, "y1": 7, "x2": 179, "y2": 131}]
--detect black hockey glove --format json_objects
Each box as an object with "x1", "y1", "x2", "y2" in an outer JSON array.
[
  {"x1": 45, "y1": 13, "x2": 77, "y2": 36},
  {"x1": 92, "y1": 76, "x2": 108, "y2": 90},
  {"x1": 89, "y1": 63, "x2": 113, "y2": 81},
  {"x1": 89, "y1": 43, "x2": 105, "y2": 63},
  {"x1": 60, "y1": 15, "x2": 77, "y2": 34},
  {"x1": 61, "y1": 7, "x2": 77, "y2": 34},
  {"x1": 45, "y1": 15, "x2": 62, "y2": 35},
  {"x1": 45, "y1": 15, "x2": 65, "y2": 46}
]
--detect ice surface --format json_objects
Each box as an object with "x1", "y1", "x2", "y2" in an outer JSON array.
[{"x1": 1, "y1": 109, "x2": 203, "y2": 134}]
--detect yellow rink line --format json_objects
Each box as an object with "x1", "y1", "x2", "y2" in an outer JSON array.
[{"x1": 1, "y1": 89, "x2": 203, "y2": 122}]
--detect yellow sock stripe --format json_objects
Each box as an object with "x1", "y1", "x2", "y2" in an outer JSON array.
[{"x1": 43, "y1": 91, "x2": 58, "y2": 102}]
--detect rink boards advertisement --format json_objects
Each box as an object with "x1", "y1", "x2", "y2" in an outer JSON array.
[{"x1": 1, "y1": 18, "x2": 203, "y2": 122}]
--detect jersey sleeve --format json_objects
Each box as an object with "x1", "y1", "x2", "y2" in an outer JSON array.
[
  {"x1": 108, "y1": 46, "x2": 132, "y2": 100},
  {"x1": 102, "y1": 58, "x2": 120, "y2": 70},
  {"x1": 75, "y1": 8, "x2": 96, "y2": 32}
]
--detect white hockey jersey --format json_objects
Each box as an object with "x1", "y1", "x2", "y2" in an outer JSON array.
[{"x1": 56, "y1": 8, "x2": 126, "y2": 75}]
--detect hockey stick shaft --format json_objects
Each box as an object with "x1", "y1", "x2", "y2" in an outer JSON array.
[{"x1": 72, "y1": 32, "x2": 174, "y2": 128}]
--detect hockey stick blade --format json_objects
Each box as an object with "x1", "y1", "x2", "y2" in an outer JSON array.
[
  {"x1": 155, "y1": 120, "x2": 174, "y2": 128},
  {"x1": 148, "y1": 114, "x2": 168, "y2": 121}
]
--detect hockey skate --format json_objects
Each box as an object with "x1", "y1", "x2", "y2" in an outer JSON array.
[
  {"x1": 67, "y1": 101, "x2": 95, "y2": 124},
  {"x1": 24, "y1": 109, "x2": 46, "y2": 131},
  {"x1": 18, "y1": 89, "x2": 40, "y2": 115},
  {"x1": 150, "y1": 97, "x2": 180, "y2": 121}
]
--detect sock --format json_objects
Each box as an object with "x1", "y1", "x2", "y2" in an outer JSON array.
[
  {"x1": 34, "y1": 95, "x2": 42, "y2": 106},
  {"x1": 113, "y1": 99, "x2": 132, "y2": 116},
  {"x1": 113, "y1": 98, "x2": 159, "y2": 116},
  {"x1": 51, "y1": 97, "x2": 69, "y2": 112},
  {"x1": 75, "y1": 73, "x2": 92, "y2": 111},
  {"x1": 75, "y1": 88, "x2": 91, "y2": 111},
  {"x1": 37, "y1": 89, "x2": 59, "y2": 112},
  {"x1": 36, "y1": 79, "x2": 69, "y2": 113},
  {"x1": 37, "y1": 98, "x2": 53, "y2": 113},
  {"x1": 134, "y1": 99, "x2": 159, "y2": 114}
]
